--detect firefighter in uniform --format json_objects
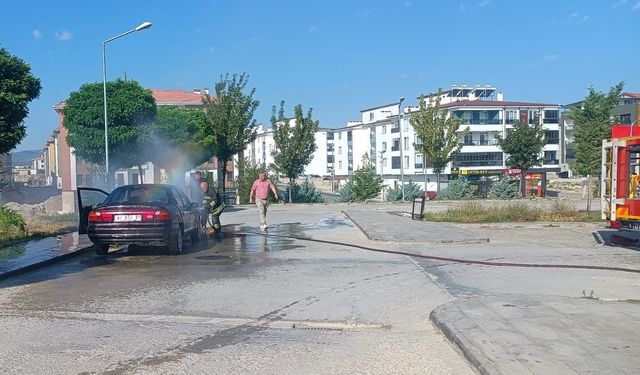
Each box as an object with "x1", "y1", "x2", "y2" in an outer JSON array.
[{"x1": 199, "y1": 180, "x2": 225, "y2": 235}]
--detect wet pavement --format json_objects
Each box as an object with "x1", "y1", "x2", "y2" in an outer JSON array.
[
  {"x1": 0, "y1": 204, "x2": 474, "y2": 374},
  {"x1": 0, "y1": 232, "x2": 93, "y2": 280},
  {"x1": 2, "y1": 202, "x2": 640, "y2": 374}
]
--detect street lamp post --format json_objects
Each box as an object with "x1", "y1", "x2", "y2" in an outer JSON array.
[
  {"x1": 102, "y1": 21, "x2": 152, "y2": 184},
  {"x1": 398, "y1": 97, "x2": 405, "y2": 200}
]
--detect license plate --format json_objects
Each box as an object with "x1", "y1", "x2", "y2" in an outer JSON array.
[
  {"x1": 625, "y1": 222, "x2": 640, "y2": 230},
  {"x1": 114, "y1": 214, "x2": 142, "y2": 222}
]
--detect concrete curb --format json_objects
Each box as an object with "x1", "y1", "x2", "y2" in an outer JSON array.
[
  {"x1": 0, "y1": 244, "x2": 95, "y2": 281},
  {"x1": 342, "y1": 210, "x2": 490, "y2": 244},
  {"x1": 429, "y1": 303, "x2": 500, "y2": 375}
]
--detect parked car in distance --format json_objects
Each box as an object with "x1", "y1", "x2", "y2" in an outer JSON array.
[{"x1": 77, "y1": 184, "x2": 203, "y2": 256}]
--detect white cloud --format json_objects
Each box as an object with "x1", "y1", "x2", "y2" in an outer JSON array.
[
  {"x1": 459, "y1": 3, "x2": 467, "y2": 11},
  {"x1": 611, "y1": 0, "x2": 628, "y2": 9},
  {"x1": 568, "y1": 11, "x2": 580, "y2": 18},
  {"x1": 582, "y1": 15, "x2": 591, "y2": 22},
  {"x1": 568, "y1": 11, "x2": 590, "y2": 23},
  {"x1": 32, "y1": 30, "x2": 42, "y2": 40},
  {"x1": 542, "y1": 54, "x2": 559, "y2": 62},
  {"x1": 308, "y1": 26, "x2": 317, "y2": 33},
  {"x1": 476, "y1": 0, "x2": 491, "y2": 8},
  {"x1": 634, "y1": 1, "x2": 640, "y2": 10},
  {"x1": 54, "y1": 30, "x2": 72, "y2": 41},
  {"x1": 404, "y1": 1, "x2": 413, "y2": 6}
]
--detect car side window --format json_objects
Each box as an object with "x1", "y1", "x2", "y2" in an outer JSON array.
[
  {"x1": 171, "y1": 187, "x2": 188, "y2": 208},
  {"x1": 177, "y1": 189, "x2": 193, "y2": 207}
]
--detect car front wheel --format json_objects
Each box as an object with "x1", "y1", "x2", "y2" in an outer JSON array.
[{"x1": 168, "y1": 227, "x2": 184, "y2": 254}]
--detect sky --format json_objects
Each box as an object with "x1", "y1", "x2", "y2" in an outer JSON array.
[{"x1": 2, "y1": 0, "x2": 639, "y2": 152}]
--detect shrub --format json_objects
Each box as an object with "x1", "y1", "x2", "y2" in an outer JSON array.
[
  {"x1": 283, "y1": 178, "x2": 324, "y2": 203},
  {"x1": 488, "y1": 178, "x2": 518, "y2": 199},
  {"x1": 338, "y1": 182, "x2": 353, "y2": 202},
  {"x1": 387, "y1": 180, "x2": 424, "y2": 201},
  {"x1": 439, "y1": 179, "x2": 473, "y2": 200},
  {"x1": 0, "y1": 206, "x2": 27, "y2": 239},
  {"x1": 340, "y1": 162, "x2": 383, "y2": 202}
]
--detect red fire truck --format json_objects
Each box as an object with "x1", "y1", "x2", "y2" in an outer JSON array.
[{"x1": 601, "y1": 125, "x2": 640, "y2": 229}]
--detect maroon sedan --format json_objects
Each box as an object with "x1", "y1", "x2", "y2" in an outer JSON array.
[{"x1": 78, "y1": 184, "x2": 203, "y2": 256}]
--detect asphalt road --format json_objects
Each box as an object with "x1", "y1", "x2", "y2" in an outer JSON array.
[{"x1": 0, "y1": 205, "x2": 473, "y2": 375}]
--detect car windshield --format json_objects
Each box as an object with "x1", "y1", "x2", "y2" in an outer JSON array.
[{"x1": 104, "y1": 186, "x2": 170, "y2": 205}]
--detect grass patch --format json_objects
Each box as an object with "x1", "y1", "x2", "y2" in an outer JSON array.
[{"x1": 424, "y1": 200, "x2": 605, "y2": 223}]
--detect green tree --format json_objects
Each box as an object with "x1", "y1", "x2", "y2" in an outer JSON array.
[
  {"x1": 569, "y1": 82, "x2": 624, "y2": 211},
  {"x1": 270, "y1": 101, "x2": 319, "y2": 203},
  {"x1": 410, "y1": 91, "x2": 469, "y2": 194},
  {"x1": 199, "y1": 73, "x2": 259, "y2": 191},
  {"x1": 344, "y1": 160, "x2": 383, "y2": 202},
  {"x1": 496, "y1": 121, "x2": 546, "y2": 198},
  {"x1": 284, "y1": 178, "x2": 324, "y2": 203},
  {"x1": 0, "y1": 47, "x2": 42, "y2": 155},
  {"x1": 63, "y1": 79, "x2": 157, "y2": 182},
  {"x1": 488, "y1": 178, "x2": 518, "y2": 199},
  {"x1": 150, "y1": 106, "x2": 208, "y2": 170}
]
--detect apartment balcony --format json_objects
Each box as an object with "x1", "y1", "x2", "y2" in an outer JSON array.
[
  {"x1": 454, "y1": 160, "x2": 503, "y2": 167},
  {"x1": 459, "y1": 119, "x2": 501, "y2": 125},
  {"x1": 544, "y1": 159, "x2": 560, "y2": 165},
  {"x1": 460, "y1": 139, "x2": 500, "y2": 146},
  {"x1": 505, "y1": 118, "x2": 518, "y2": 124},
  {"x1": 391, "y1": 146, "x2": 399, "y2": 151},
  {"x1": 391, "y1": 127, "x2": 400, "y2": 133},
  {"x1": 543, "y1": 118, "x2": 559, "y2": 124},
  {"x1": 415, "y1": 163, "x2": 423, "y2": 169}
]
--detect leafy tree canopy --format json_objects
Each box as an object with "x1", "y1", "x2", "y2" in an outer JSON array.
[
  {"x1": 0, "y1": 47, "x2": 42, "y2": 155},
  {"x1": 150, "y1": 105, "x2": 208, "y2": 169},
  {"x1": 271, "y1": 101, "x2": 319, "y2": 202},
  {"x1": 410, "y1": 91, "x2": 468, "y2": 193},
  {"x1": 63, "y1": 79, "x2": 156, "y2": 172},
  {"x1": 199, "y1": 73, "x2": 259, "y2": 190},
  {"x1": 496, "y1": 121, "x2": 546, "y2": 197},
  {"x1": 569, "y1": 82, "x2": 624, "y2": 177}
]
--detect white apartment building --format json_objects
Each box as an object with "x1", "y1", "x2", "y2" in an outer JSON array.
[{"x1": 243, "y1": 85, "x2": 563, "y2": 193}]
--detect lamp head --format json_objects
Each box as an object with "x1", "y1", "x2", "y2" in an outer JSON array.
[{"x1": 135, "y1": 22, "x2": 152, "y2": 31}]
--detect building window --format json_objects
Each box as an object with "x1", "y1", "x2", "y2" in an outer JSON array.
[
  {"x1": 415, "y1": 154, "x2": 424, "y2": 169},
  {"x1": 391, "y1": 156, "x2": 401, "y2": 169},
  {"x1": 415, "y1": 135, "x2": 423, "y2": 145},
  {"x1": 347, "y1": 131, "x2": 352, "y2": 142},
  {"x1": 454, "y1": 152, "x2": 503, "y2": 167},
  {"x1": 505, "y1": 110, "x2": 518, "y2": 124},
  {"x1": 327, "y1": 132, "x2": 334, "y2": 140},
  {"x1": 545, "y1": 130, "x2": 559, "y2": 144},
  {"x1": 338, "y1": 146, "x2": 342, "y2": 155},
  {"x1": 383, "y1": 158, "x2": 388, "y2": 167},
  {"x1": 404, "y1": 156, "x2": 409, "y2": 167},
  {"x1": 382, "y1": 126, "x2": 386, "y2": 134},
  {"x1": 369, "y1": 113, "x2": 374, "y2": 121},
  {"x1": 392, "y1": 139, "x2": 400, "y2": 151},
  {"x1": 404, "y1": 137, "x2": 409, "y2": 150},
  {"x1": 382, "y1": 141, "x2": 387, "y2": 151},
  {"x1": 338, "y1": 161, "x2": 342, "y2": 169},
  {"x1": 619, "y1": 114, "x2": 632, "y2": 124},
  {"x1": 544, "y1": 151, "x2": 558, "y2": 164},
  {"x1": 338, "y1": 132, "x2": 342, "y2": 140},
  {"x1": 327, "y1": 155, "x2": 334, "y2": 163}
]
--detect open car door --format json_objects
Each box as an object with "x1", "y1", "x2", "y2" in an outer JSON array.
[{"x1": 77, "y1": 187, "x2": 109, "y2": 234}]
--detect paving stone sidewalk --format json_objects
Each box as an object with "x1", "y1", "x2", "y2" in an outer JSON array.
[
  {"x1": 0, "y1": 232, "x2": 93, "y2": 280},
  {"x1": 342, "y1": 208, "x2": 489, "y2": 243},
  {"x1": 431, "y1": 295, "x2": 640, "y2": 375}
]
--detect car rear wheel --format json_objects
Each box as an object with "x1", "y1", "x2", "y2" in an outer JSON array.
[
  {"x1": 169, "y1": 227, "x2": 184, "y2": 254},
  {"x1": 95, "y1": 244, "x2": 109, "y2": 256},
  {"x1": 191, "y1": 219, "x2": 202, "y2": 243}
]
